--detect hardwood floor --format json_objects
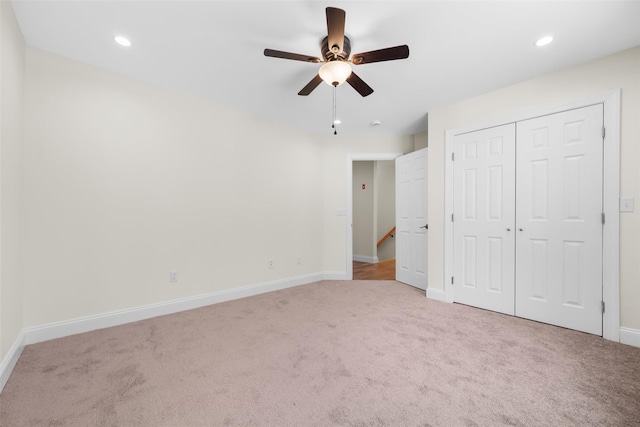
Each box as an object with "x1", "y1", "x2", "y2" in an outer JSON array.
[{"x1": 353, "y1": 258, "x2": 396, "y2": 280}]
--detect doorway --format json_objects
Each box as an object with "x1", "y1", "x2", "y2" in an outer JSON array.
[
  {"x1": 352, "y1": 160, "x2": 396, "y2": 280},
  {"x1": 346, "y1": 149, "x2": 428, "y2": 289},
  {"x1": 346, "y1": 153, "x2": 402, "y2": 280}
]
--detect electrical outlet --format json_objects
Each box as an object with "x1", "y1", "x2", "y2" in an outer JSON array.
[
  {"x1": 169, "y1": 271, "x2": 178, "y2": 283},
  {"x1": 267, "y1": 259, "x2": 274, "y2": 269}
]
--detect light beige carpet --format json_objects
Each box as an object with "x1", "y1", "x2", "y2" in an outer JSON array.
[{"x1": 1, "y1": 280, "x2": 639, "y2": 426}]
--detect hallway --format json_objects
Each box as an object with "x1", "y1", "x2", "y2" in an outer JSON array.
[{"x1": 352, "y1": 259, "x2": 395, "y2": 280}]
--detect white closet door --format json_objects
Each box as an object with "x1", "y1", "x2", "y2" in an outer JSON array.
[
  {"x1": 453, "y1": 124, "x2": 516, "y2": 315},
  {"x1": 396, "y1": 148, "x2": 428, "y2": 290},
  {"x1": 515, "y1": 104, "x2": 603, "y2": 335}
]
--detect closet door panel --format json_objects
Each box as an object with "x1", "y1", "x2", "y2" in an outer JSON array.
[
  {"x1": 453, "y1": 124, "x2": 516, "y2": 315},
  {"x1": 515, "y1": 104, "x2": 604, "y2": 335}
]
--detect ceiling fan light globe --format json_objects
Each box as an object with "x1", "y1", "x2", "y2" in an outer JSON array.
[{"x1": 319, "y1": 61, "x2": 352, "y2": 86}]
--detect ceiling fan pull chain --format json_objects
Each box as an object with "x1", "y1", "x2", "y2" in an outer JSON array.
[{"x1": 333, "y1": 85, "x2": 338, "y2": 135}]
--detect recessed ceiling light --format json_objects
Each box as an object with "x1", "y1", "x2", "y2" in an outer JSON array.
[
  {"x1": 114, "y1": 36, "x2": 132, "y2": 47},
  {"x1": 535, "y1": 35, "x2": 554, "y2": 47}
]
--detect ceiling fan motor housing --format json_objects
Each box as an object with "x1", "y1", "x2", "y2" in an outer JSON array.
[{"x1": 322, "y1": 36, "x2": 351, "y2": 61}]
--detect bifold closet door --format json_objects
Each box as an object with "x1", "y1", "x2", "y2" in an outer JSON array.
[
  {"x1": 515, "y1": 104, "x2": 604, "y2": 335},
  {"x1": 453, "y1": 124, "x2": 516, "y2": 315}
]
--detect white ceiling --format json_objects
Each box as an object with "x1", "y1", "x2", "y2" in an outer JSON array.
[{"x1": 10, "y1": 1, "x2": 640, "y2": 136}]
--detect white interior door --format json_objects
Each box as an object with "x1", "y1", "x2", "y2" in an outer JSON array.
[
  {"x1": 452, "y1": 124, "x2": 516, "y2": 315},
  {"x1": 515, "y1": 104, "x2": 604, "y2": 335},
  {"x1": 395, "y1": 148, "x2": 428, "y2": 290}
]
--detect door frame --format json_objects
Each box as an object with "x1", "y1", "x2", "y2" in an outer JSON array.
[
  {"x1": 443, "y1": 90, "x2": 621, "y2": 342},
  {"x1": 346, "y1": 153, "x2": 403, "y2": 280}
]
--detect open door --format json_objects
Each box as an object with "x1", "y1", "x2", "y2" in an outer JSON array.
[{"x1": 395, "y1": 148, "x2": 428, "y2": 290}]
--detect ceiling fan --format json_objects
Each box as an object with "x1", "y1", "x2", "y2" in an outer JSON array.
[{"x1": 264, "y1": 7, "x2": 409, "y2": 97}]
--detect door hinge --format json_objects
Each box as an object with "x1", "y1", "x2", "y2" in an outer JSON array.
[
  {"x1": 602, "y1": 126, "x2": 606, "y2": 139},
  {"x1": 602, "y1": 301, "x2": 605, "y2": 313},
  {"x1": 451, "y1": 276, "x2": 454, "y2": 285},
  {"x1": 451, "y1": 213, "x2": 454, "y2": 222},
  {"x1": 451, "y1": 152, "x2": 455, "y2": 161},
  {"x1": 602, "y1": 213, "x2": 605, "y2": 224}
]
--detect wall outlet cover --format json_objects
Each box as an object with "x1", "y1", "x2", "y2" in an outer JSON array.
[{"x1": 620, "y1": 198, "x2": 634, "y2": 212}]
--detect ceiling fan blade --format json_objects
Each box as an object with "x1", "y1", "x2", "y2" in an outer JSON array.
[
  {"x1": 351, "y1": 45, "x2": 410, "y2": 65},
  {"x1": 298, "y1": 74, "x2": 323, "y2": 96},
  {"x1": 264, "y1": 49, "x2": 322, "y2": 63},
  {"x1": 346, "y1": 72, "x2": 374, "y2": 97},
  {"x1": 326, "y1": 7, "x2": 346, "y2": 55}
]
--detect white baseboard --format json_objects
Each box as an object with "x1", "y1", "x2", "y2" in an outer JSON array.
[
  {"x1": 0, "y1": 331, "x2": 25, "y2": 393},
  {"x1": 22, "y1": 272, "x2": 328, "y2": 347},
  {"x1": 426, "y1": 287, "x2": 446, "y2": 302},
  {"x1": 353, "y1": 255, "x2": 378, "y2": 264},
  {"x1": 620, "y1": 327, "x2": 640, "y2": 348},
  {"x1": 322, "y1": 271, "x2": 349, "y2": 280},
  {"x1": 4, "y1": 273, "x2": 636, "y2": 393},
  {"x1": 1, "y1": 271, "x2": 352, "y2": 393}
]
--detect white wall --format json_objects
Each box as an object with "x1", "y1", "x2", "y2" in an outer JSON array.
[
  {"x1": 0, "y1": 1, "x2": 25, "y2": 364},
  {"x1": 19, "y1": 47, "x2": 416, "y2": 330},
  {"x1": 22, "y1": 48, "x2": 325, "y2": 327},
  {"x1": 352, "y1": 161, "x2": 375, "y2": 260},
  {"x1": 414, "y1": 131, "x2": 428, "y2": 151},
  {"x1": 427, "y1": 46, "x2": 640, "y2": 330}
]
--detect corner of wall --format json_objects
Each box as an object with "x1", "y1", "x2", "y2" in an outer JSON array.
[
  {"x1": 414, "y1": 131, "x2": 428, "y2": 150},
  {"x1": 0, "y1": 0, "x2": 26, "y2": 369}
]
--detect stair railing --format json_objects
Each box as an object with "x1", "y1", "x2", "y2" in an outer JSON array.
[{"x1": 377, "y1": 226, "x2": 396, "y2": 247}]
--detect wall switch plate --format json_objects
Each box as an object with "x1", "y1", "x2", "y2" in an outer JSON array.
[
  {"x1": 169, "y1": 271, "x2": 178, "y2": 283},
  {"x1": 620, "y1": 198, "x2": 634, "y2": 212},
  {"x1": 296, "y1": 256, "x2": 302, "y2": 265}
]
